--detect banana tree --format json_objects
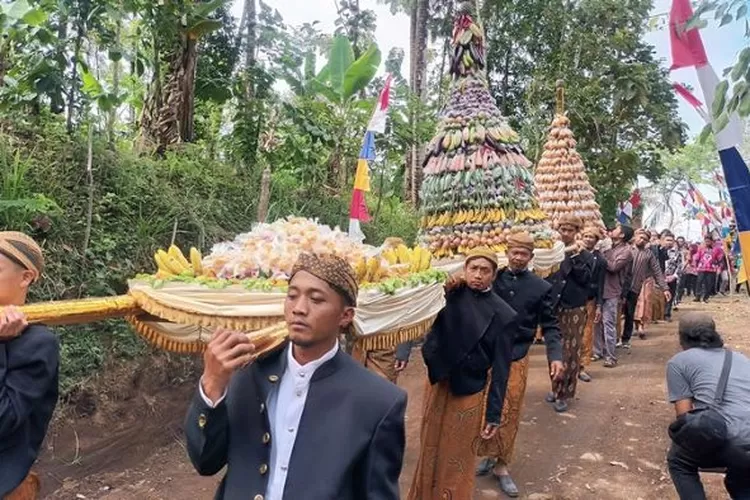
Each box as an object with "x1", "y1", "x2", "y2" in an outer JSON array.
[
  {"x1": 306, "y1": 35, "x2": 381, "y2": 188},
  {"x1": 137, "y1": 0, "x2": 225, "y2": 154}
]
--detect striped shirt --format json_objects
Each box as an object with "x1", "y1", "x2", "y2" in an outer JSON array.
[{"x1": 630, "y1": 245, "x2": 667, "y2": 293}]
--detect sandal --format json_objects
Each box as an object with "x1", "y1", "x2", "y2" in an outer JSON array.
[{"x1": 603, "y1": 359, "x2": 617, "y2": 368}]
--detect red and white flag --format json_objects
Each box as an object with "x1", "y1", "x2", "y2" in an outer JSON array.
[{"x1": 669, "y1": 0, "x2": 743, "y2": 150}]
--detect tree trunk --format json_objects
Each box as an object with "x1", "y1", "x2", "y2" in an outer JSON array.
[
  {"x1": 244, "y1": 0, "x2": 257, "y2": 100},
  {"x1": 107, "y1": 17, "x2": 122, "y2": 149},
  {"x1": 352, "y1": 0, "x2": 362, "y2": 59},
  {"x1": 410, "y1": 0, "x2": 429, "y2": 206},
  {"x1": 179, "y1": 37, "x2": 197, "y2": 142},
  {"x1": 82, "y1": 122, "x2": 95, "y2": 255},
  {"x1": 501, "y1": 47, "x2": 511, "y2": 114},
  {"x1": 403, "y1": 0, "x2": 419, "y2": 202},
  {"x1": 138, "y1": 31, "x2": 198, "y2": 153},
  {"x1": 67, "y1": 32, "x2": 83, "y2": 134}
]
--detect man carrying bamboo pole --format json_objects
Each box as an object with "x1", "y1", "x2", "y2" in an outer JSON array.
[{"x1": 0, "y1": 232, "x2": 59, "y2": 500}]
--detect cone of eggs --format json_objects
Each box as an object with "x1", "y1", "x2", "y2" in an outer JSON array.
[{"x1": 534, "y1": 114, "x2": 606, "y2": 232}]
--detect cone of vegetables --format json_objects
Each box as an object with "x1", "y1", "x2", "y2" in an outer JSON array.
[
  {"x1": 534, "y1": 80, "x2": 606, "y2": 232},
  {"x1": 419, "y1": 1, "x2": 554, "y2": 259}
]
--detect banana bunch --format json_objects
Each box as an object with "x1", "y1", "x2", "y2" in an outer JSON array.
[
  {"x1": 354, "y1": 256, "x2": 383, "y2": 283},
  {"x1": 154, "y1": 245, "x2": 204, "y2": 278},
  {"x1": 382, "y1": 244, "x2": 432, "y2": 273},
  {"x1": 440, "y1": 129, "x2": 464, "y2": 152}
]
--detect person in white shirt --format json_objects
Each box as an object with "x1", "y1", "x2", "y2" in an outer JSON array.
[{"x1": 184, "y1": 252, "x2": 407, "y2": 500}]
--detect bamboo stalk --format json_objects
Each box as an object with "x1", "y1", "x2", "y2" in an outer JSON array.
[{"x1": 7, "y1": 296, "x2": 141, "y2": 326}]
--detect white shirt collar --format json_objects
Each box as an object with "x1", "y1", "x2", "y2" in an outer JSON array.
[{"x1": 286, "y1": 339, "x2": 339, "y2": 378}]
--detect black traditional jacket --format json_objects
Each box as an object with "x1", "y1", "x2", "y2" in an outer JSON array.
[
  {"x1": 493, "y1": 268, "x2": 563, "y2": 362},
  {"x1": 422, "y1": 285, "x2": 517, "y2": 424},
  {"x1": 185, "y1": 345, "x2": 406, "y2": 500},
  {"x1": 546, "y1": 249, "x2": 594, "y2": 311},
  {"x1": 0, "y1": 325, "x2": 59, "y2": 496}
]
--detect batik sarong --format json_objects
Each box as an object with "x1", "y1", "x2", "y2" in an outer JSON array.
[
  {"x1": 581, "y1": 300, "x2": 597, "y2": 368},
  {"x1": 350, "y1": 345, "x2": 398, "y2": 383},
  {"x1": 407, "y1": 380, "x2": 486, "y2": 500},
  {"x1": 553, "y1": 306, "x2": 587, "y2": 400},
  {"x1": 635, "y1": 277, "x2": 655, "y2": 327},
  {"x1": 474, "y1": 355, "x2": 530, "y2": 464},
  {"x1": 5, "y1": 472, "x2": 40, "y2": 500}
]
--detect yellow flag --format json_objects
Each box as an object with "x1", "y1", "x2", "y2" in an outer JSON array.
[
  {"x1": 739, "y1": 261, "x2": 748, "y2": 285},
  {"x1": 353, "y1": 159, "x2": 371, "y2": 192}
]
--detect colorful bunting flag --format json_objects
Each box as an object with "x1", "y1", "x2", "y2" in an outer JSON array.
[
  {"x1": 348, "y1": 75, "x2": 393, "y2": 241},
  {"x1": 669, "y1": 0, "x2": 749, "y2": 281}
]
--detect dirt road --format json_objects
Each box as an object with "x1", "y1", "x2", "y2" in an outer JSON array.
[{"x1": 38, "y1": 297, "x2": 748, "y2": 499}]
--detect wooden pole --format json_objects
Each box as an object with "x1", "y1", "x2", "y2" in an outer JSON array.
[{"x1": 555, "y1": 79, "x2": 565, "y2": 115}]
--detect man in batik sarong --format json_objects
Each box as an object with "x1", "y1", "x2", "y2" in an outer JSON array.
[
  {"x1": 350, "y1": 345, "x2": 401, "y2": 383},
  {"x1": 474, "y1": 232, "x2": 564, "y2": 498},
  {"x1": 407, "y1": 248, "x2": 517, "y2": 500},
  {"x1": 579, "y1": 225, "x2": 605, "y2": 383},
  {"x1": 544, "y1": 214, "x2": 593, "y2": 412}
]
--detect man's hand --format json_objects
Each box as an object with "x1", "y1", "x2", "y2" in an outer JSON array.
[
  {"x1": 201, "y1": 328, "x2": 256, "y2": 402},
  {"x1": 394, "y1": 360, "x2": 408, "y2": 373},
  {"x1": 480, "y1": 423, "x2": 499, "y2": 440},
  {"x1": 0, "y1": 306, "x2": 28, "y2": 340},
  {"x1": 444, "y1": 272, "x2": 465, "y2": 292},
  {"x1": 593, "y1": 306, "x2": 602, "y2": 324},
  {"x1": 663, "y1": 290, "x2": 672, "y2": 303},
  {"x1": 550, "y1": 361, "x2": 565, "y2": 381}
]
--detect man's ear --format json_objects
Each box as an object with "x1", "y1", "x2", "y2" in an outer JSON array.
[
  {"x1": 20, "y1": 269, "x2": 35, "y2": 288},
  {"x1": 339, "y1": 306, "x2": 355, "y2": 329}
]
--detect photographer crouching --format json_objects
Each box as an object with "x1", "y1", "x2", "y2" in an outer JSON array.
[{"x1": 666, "y1": 313, "x2": 750, "y2": 499}]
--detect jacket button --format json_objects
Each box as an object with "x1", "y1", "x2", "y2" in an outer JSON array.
[
  {"x1": 260, "y1": 403, "x2": 265, "y2": 413},
  {"x1": 262, "y1": 432, "x2": 271, "y2": 444},
  {"x1": 254, "y1": 495, "x2": 264, "y2": 500},
  {"x1": 268, "y1": 375, "x2": 279, "y2": 383},
  {"x1": 259, "y1": 463, "x2": 268, "y2": 475},
  {"x1": 197, "y1": 414, "x2": 207, "y2": 429}
]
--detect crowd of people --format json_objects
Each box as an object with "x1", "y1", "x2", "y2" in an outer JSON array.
[{"x1": 1, "y1": 223, "x2": 749, "y2": 500}]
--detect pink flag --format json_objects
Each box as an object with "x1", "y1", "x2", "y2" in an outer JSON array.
[
  {"x1": 672, "y1": 83, "x2": 703, "y2": 108},
  {"x1": 349, "y1": 189, "x2": 370, "y2": 222},
  {"x1": 669, "y1": 0, "x2": 708, "y2": 70}
]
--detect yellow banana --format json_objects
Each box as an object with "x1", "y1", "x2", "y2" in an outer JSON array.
[
  {"x1": 170, "y1": 256, "x2": 188, "y2": 274},
  {"x1": 190, "y1": 247, "x2": 203, "y2": 275},
  {"x1": 355, "y1": 257, "x2": 368, "y2": 281},
  {"x1": 382, "y1": 249, "x2": 398, "y2": 265},
  {"x1": 157, "y1": 249, "x2": 184, "y2": 274},
  {"x1": 396, "y1": 244, "x2": 410, "y2": 264},
  {"x1": 366, "y1": 257, "x2": 381, "y2": 282},
  {"x1": 168, "y1": 245, "x2": 190, "y2": 269},
  {"x1": 419, "y1": 247, "x2": 432, "y2": 271},
  {"x1": 153, "y1": 252, "x2": 173, "y2": 275},
  {"x1": 410, "y1": 247, "x2": 421, "y2": 272}
]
